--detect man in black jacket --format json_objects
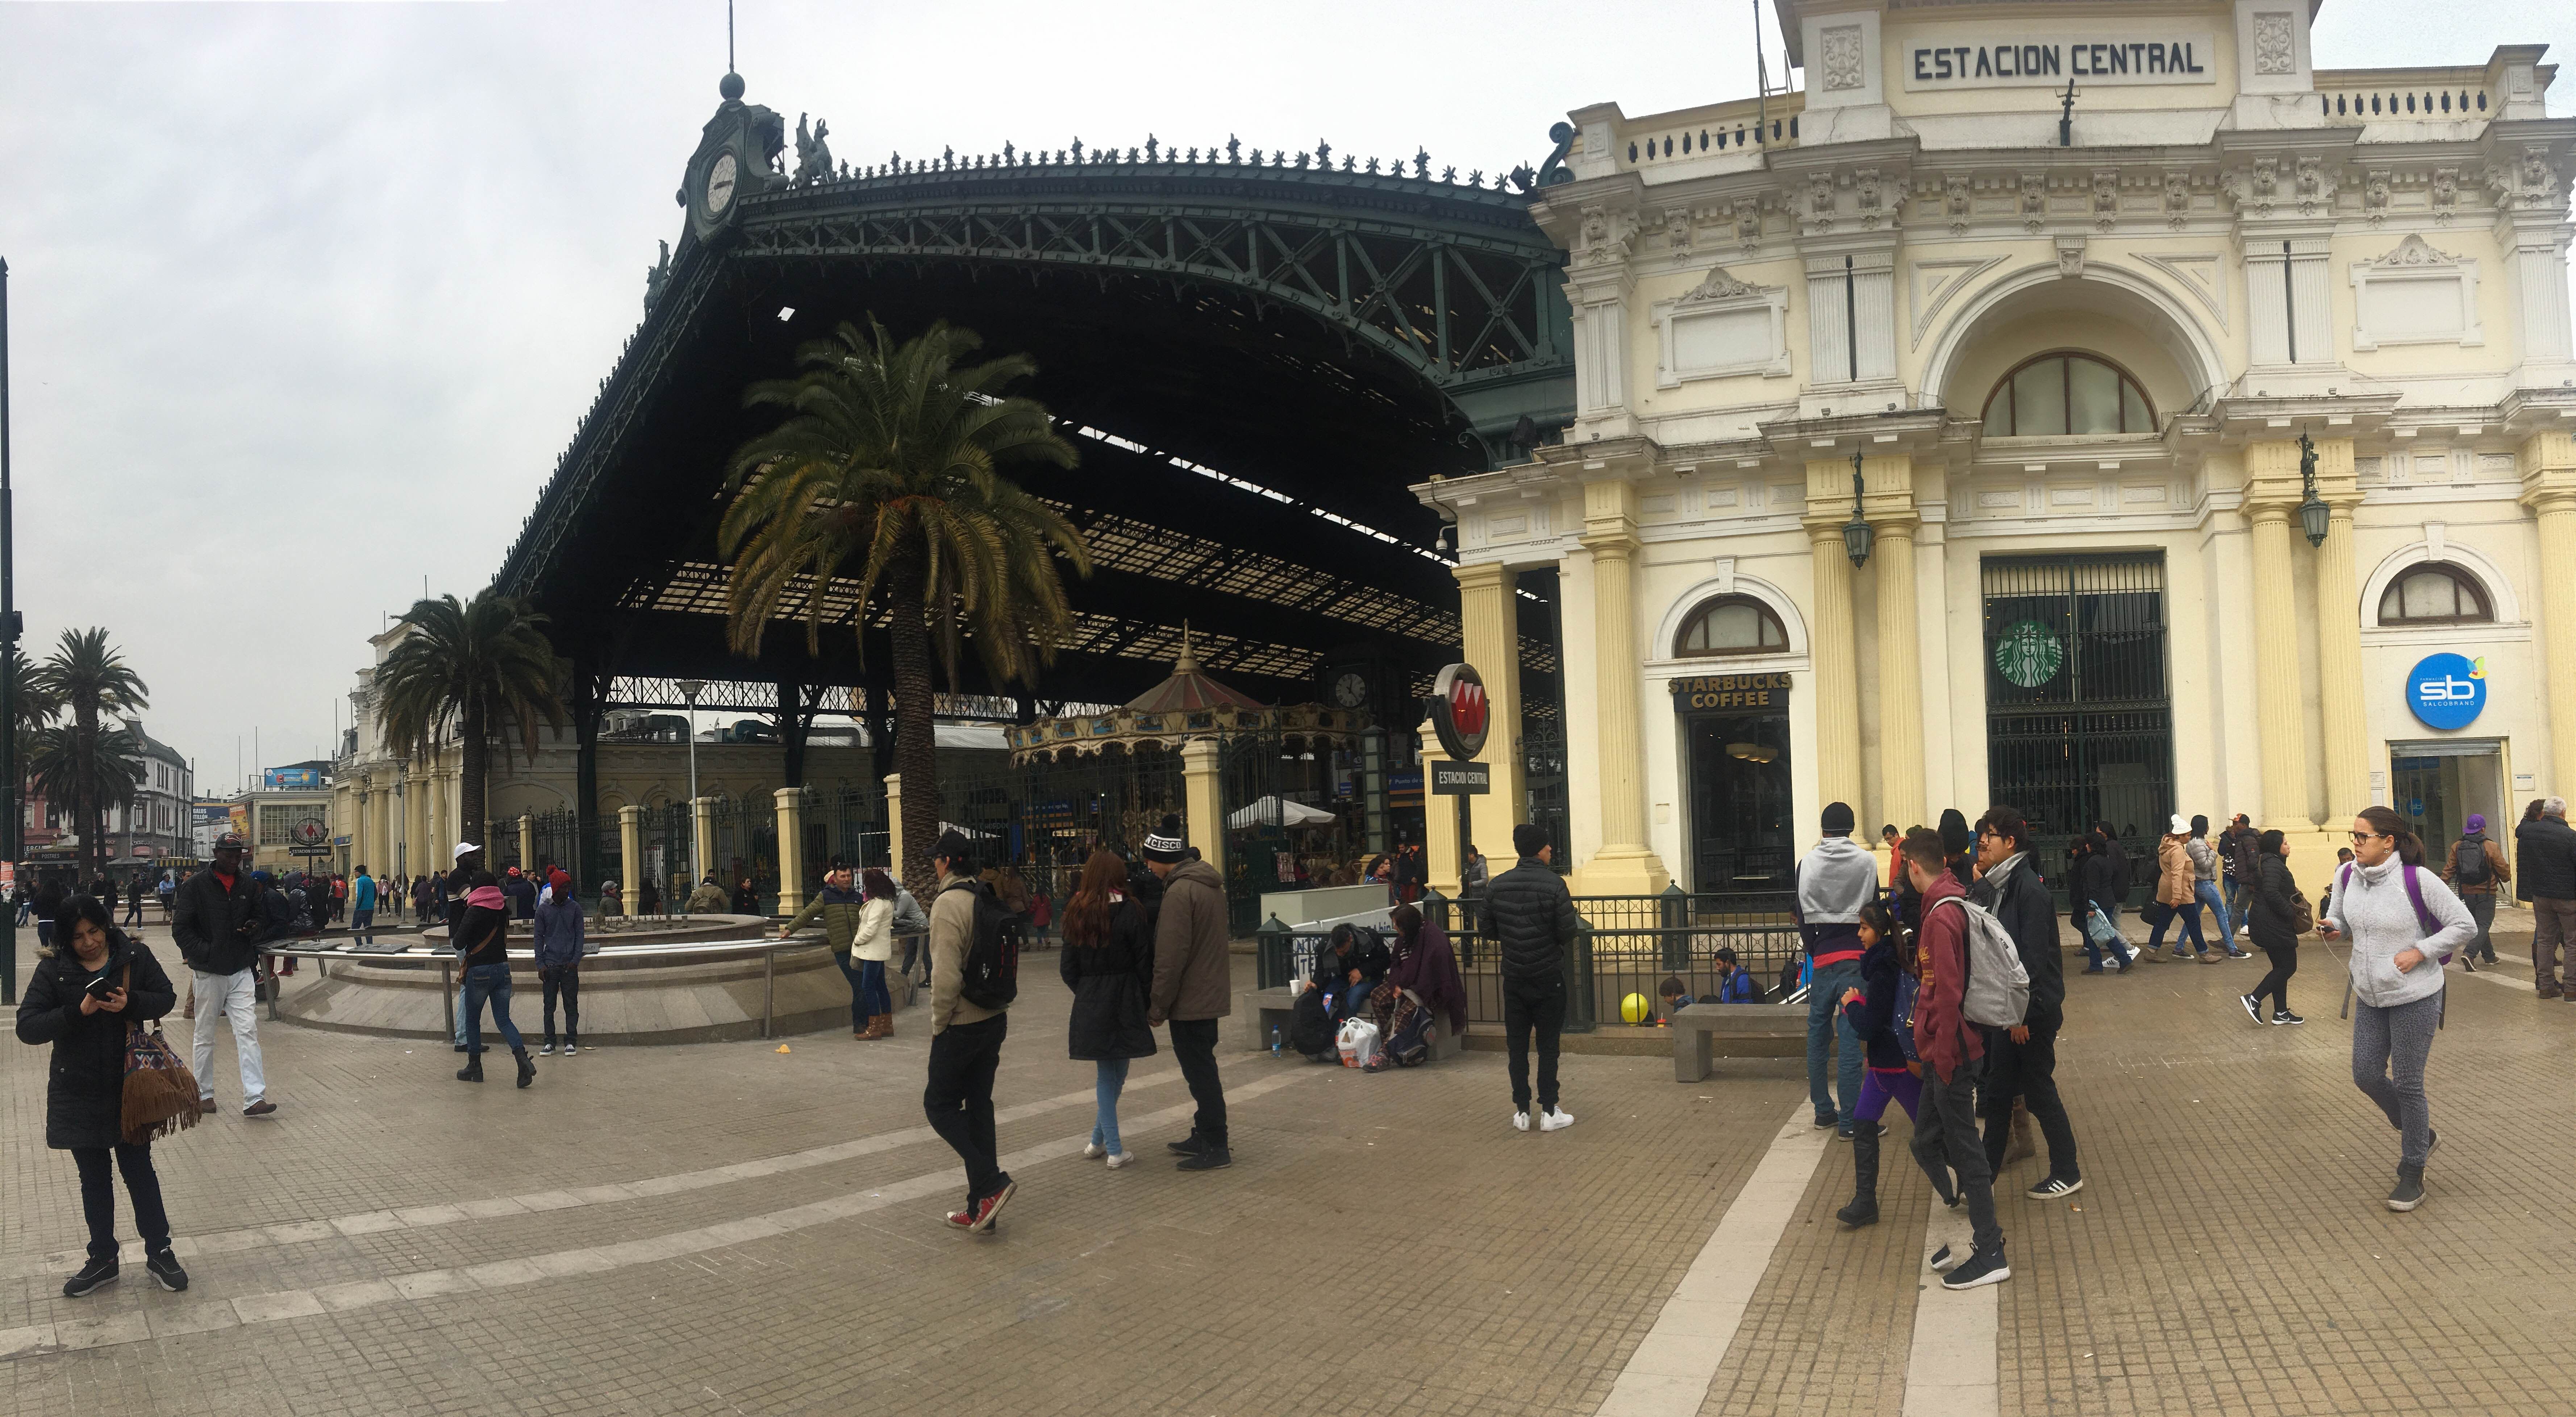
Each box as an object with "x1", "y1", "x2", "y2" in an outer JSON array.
[
  {"x1": 1970, "y1": 806, "x2": 2077, "y2": 1198},
  {"x1": 1488, "y1": 823, "x2": 1580, "y2": 1133},
  {"x1": 2518, "y1": 798, "x2": 2576, "y2": 998},
  {"x1": 170, "y1": 833, "x2": 278, "y2": 1118}
]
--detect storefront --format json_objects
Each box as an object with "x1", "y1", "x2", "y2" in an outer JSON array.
[{"x1": 1416, "y1": 0, "x2": 2576, "y2": 896}]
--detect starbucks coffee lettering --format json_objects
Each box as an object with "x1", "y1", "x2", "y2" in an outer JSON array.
[
  {"x1": 1670, "y1": 672, "x2": 1792, "y2": 714},
  {"x1": 1904, "y1": 32, "x2": 2215, "y2": 90}
]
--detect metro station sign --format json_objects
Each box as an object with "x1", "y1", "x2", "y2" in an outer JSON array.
[
  {"x1": 1903, "y1": 31, "x2": 2216, "y2": 90},
  {"x1": 1429, "y1": 663, "x2": 1490, "y2": 762}
]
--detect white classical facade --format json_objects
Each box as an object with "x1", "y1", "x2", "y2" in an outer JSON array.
[{"x1": 1418, "y1": 0, "x2": 2576, "y2": 896}]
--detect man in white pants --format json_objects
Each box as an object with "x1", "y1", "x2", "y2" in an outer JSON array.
[{"x1": 171, "y1": 833, "x2": 278, "y2": 1118}]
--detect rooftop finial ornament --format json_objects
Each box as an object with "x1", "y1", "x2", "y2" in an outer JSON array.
[{"x1": 720, "y1": 71, "x2": 745, "y2": 101}]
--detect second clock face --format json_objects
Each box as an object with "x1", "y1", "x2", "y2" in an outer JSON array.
[
  {"x1": 705, "y1": 151, "x2": 739, "y2": 215},
  {"x1": 1333, "y1": 672, "x2": 1369, "y2": 708}
]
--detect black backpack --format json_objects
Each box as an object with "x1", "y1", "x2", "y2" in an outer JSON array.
[
  {"x1": 2454, "y1": 837, "x2": 2492, "y2": 886},
  {"x1": 1290, "y1": 984, "x2": 1335, "y2": 1058},
  {"x1": 955, "y1": 882, "x2": 1020, "y2": 1011}
]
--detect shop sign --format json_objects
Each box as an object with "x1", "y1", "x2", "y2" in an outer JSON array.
[
  {"x1": 1669, "y1": 671, "x2": 1791, "y2": 713},
  {"x1": 2405, "y1": 653, "x2": 2487, "y2": 731},
  {"x1": 1431, "y1": 761, "x2": 1492, "y2": 796},
  {"x1": 1904, "y1": 32, "x2": 2215, "y2": 90},
  {"x1": 1993, "y1": 621, "x2": 2065, "y2": 689}
]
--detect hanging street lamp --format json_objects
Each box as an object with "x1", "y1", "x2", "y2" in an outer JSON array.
[
  {"x1": 1842, "y1": 448, "x2": 1874, "y2": 568},
  {"x1": 2296, "y1": 432, "x2": 2331, "y2": 548}
]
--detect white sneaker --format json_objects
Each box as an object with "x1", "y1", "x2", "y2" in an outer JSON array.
[
  {"x1": 1540, "y1": 1106, "x2": 1575, "y2": 1132},
  {"x1": 1082, "y1": 1142, "x2": 1106, "y2": 1159},
  {"x1": 1105, "y1": 1151, "x2": 1134, "y2": 1169},
  {"x1": 1512, "y1": 1110, "x2": 1532, "y2": 1132},
  {"x1": 561, "y1": 1043, "x2": 578, "y2": 1056}
]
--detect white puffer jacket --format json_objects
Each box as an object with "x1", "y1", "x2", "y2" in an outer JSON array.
[{"x1": 2324, "y1": 858, "x2": 2473, "y2": 1009}]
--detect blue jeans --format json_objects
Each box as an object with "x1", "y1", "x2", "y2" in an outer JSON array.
[
  {"x1": 1092, "y1": 1057, "x2": 1130, "y2": 1155},
  {"x1": 2149, "y1": 900, "x2": 2207, "y2": 954},
  {"x1": 2079, "y1": 910, "x2": 2134, "y2": 971},
  {"x1": 463, "y1": 961, "x2": 524, "y2": 1054},
  {"x1": 1806, "y1": 957, "x2": 1864, "y2": 1126},
  {"x1": 2196, "y1": 881, "x2": 2236, "y2": 951},
  {"x1": 2224, "y1": 880, "x2": 2250, "y2": 936},
  {"x1": 832, "y1": 951, "x2": 868, "y2": 1031}
]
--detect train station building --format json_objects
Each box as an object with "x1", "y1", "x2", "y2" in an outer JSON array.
[{"x1": 1417, "y1": 0, "x2": 2576, "y2": 894}]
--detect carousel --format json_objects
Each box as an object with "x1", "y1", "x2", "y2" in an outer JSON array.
[{"x1": 1005, "y1": 634, "x2": 1366, "y2": 766}]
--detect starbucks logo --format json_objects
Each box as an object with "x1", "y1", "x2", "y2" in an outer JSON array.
[{"x1": 1994, "y1": 620, "x2": 2064, "y2": 689}]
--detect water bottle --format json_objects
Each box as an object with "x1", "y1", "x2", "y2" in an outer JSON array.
[{"x1": 1271, "y1": 1026, "x2": 1282, "y2": 1057}]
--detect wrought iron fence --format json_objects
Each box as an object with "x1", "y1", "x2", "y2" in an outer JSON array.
[{"x1": 1422, "y1": 887, "x2": 1799, "y2": 1030}]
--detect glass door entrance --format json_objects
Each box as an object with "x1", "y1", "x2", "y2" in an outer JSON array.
[
  {"x1": 1684, "y1": 712, "x2": 1793, "y2": 894},
  {"x1": 2388, "y1": 742, "x2": 2506, "y2": 860}
]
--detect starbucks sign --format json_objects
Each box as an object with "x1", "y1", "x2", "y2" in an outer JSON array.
[{"x1": 1994, "y1": 620, "x2": 2065, "y2": 689}]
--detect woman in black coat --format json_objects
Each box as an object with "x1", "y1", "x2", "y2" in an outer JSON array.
[
  {"x1": 14, "y1": 895, "x2": 188, "y2": 1297},
  {"x1": 2069, "y1": 831, "x2": 2134, "y2": 973},
  {"x1": 1060, "y1": 847, "x2": 1156, "y2": 1167},
  {"x1": 2241, "y1": 829, "x2": 2305, "y2": 1026}
]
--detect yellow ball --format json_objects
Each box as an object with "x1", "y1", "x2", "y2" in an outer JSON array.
[{"x1": 1620, "y1": 992, "x2": 1651, "y2": 1024}]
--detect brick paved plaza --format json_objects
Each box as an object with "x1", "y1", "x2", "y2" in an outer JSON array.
[{"x1": 7, "y1": 924, "x2": 2572, "y2": 1417}]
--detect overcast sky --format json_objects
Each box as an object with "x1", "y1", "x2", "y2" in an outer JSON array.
[{"x1": 1, "y1": 0, "x2": 2569, "y2": 795}]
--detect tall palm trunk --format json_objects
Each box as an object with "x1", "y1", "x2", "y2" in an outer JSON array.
[
  {"x1": 460, "y1": 696, "x2": 489, "y2": 854},
  {"x1": 73, "y1": 701, "x2": 99, "y2": 877},
  {"x1": 887, "y1": 563, "x2": 941, "y2": 900}
]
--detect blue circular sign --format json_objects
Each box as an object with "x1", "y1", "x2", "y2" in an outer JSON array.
[{"x1": 2405, "y1": 653, "x2": 2487, "y2": 731}]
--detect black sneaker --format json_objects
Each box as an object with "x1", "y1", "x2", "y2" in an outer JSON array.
[
  {"x1": 1166, "y1": 1133, "x2": 1208, "y2": 1156},
  {"x1": 1175, "y1": 1146, "x2": 1233, "y2": 1172},
  {"x1": 2239, "y1": 993, "x2": 2264, "y2": 1025},
  {"x1": 2026, "y1": 1176, "x2": 2083, "y2": 1200},
  {"x1": 2271, "y1": 1010, "x2": 2305, "y2": 1026},
  {"x1": 1941, "y1": 1247, "x2": 2011, "y2": 1289},
  {"x1": 2387, "y1": 1167, "x2": 2425, "y2": 1212},
  {"x1": 1929, "y1": 1244, "x2": 1959, "y2": 1273},
  {"x1": 145, "y1": 1250, "x2": 188, "y2": 1292},
  {"x1": 62, "y1": 1258, "x2": 118, "y2": 1298}
]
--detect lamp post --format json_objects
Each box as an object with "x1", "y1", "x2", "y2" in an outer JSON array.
[
  {"x1": 2296, "y1": 432, "x2": 2330, "y2": 548},
  {"x1": 676, "y1": 680, "x2": 704, "y2": 888},
  {"x1": 1841, "y1": 448, "x2": 1875, "y2": 568}
]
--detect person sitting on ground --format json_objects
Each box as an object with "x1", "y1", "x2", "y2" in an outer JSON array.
[
  {"x1": 1655, "y1": 975, "x2": 1695, "y2": 1024},
  {"x1": 1372, "y1": 903, "x2": 1468, "y2": 1050},
  {"x1": 684, "y1": 874, "x2": 729, "y2": 915},
  {"x1": 1834, "y1": 899, "x2": 1955, "y2": 1228},
  {"x1": 1322, "y1": 922, "x2": 1392, "y2": 1021},
  {"x1": 1709, "y1": 948, "x2": 1760, "y2": 1003}
]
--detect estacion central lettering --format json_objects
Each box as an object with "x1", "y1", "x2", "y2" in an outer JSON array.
[{"x1": 1912, "y1": 40, "x2": 2205, "y2": 82}]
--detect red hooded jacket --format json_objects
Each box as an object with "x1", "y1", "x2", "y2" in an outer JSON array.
[{"x1": 1909, "y1": 869, "x2": 1985, "y2": 1084}]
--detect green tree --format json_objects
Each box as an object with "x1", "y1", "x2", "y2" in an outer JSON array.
[
  {"x1": 719, "y1": 317, "x2": 1089, "y2": 895},
  {"x1": 30, "y1": 628, "x2": 148, "y2": 877},
  {"x1": 372, "y1": 590, "x2": 570, "y2": 853}
]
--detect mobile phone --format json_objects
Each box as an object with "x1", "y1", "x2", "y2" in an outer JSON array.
[{"x1": 82, "y1": 973, "x2": 120, "y2": 1001}]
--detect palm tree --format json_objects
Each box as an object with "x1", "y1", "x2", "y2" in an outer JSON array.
[
  {"x1": 719, "y1": 316, "x2": 1090, "y2": 895},
  {"x1": 372, "y1": 590, "x2": 571, "y2": 853},
  {"x1": 30, "y1": 629, "x2": 149, "y2": 876},
  {"x1": 28, "y1": 723, "x2": 143, "y2": 874}
]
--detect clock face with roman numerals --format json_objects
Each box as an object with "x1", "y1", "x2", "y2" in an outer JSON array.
[{"x1": 705, "y1": 151, "x2": 738, "y2": 216}]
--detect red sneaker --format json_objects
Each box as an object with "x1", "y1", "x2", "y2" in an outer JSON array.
[
  {"x1": 944, "y1": 1207, "x2": 979, "y2": 1233},
  {"x1": 970, "y1": 1180, "x2": 1017, "y2": 1233}
]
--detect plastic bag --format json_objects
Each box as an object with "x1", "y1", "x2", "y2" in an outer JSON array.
[{"x1": 1335, "y1": 1018, "x2": 1380, "y2": 1069}]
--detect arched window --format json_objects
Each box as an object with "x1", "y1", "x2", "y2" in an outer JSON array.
[
  {"x1": 1676, "y1": 595, "x2": 1788, "y2": 657},
  {"x1": 2377, "y1": 563, "x2": 2492, "y2": 625},
  {"x1": 1980, "y1": 353, "x2": 2156, "y2": 436}
]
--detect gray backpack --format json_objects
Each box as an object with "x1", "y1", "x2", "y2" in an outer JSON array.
[{"x1": 1933, "y1": 896, "x2": 2030, "y2": 1028}]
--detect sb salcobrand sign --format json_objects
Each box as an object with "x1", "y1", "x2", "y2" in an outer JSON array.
[{"x1": 1903, "y1": 31, "x2": 2216, "y2": 90}]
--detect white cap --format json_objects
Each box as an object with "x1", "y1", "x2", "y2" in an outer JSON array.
[
  {"x1": 453, "y1": 842, "x2": 482, "y2": 861},
  {"x1": 2168, "y1": 814, "x2": 2189, "y2": 835}
]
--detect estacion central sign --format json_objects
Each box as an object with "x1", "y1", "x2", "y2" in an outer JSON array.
[{"x1": 1903, "y1": 31, "x2": 2216, "y2": 90}]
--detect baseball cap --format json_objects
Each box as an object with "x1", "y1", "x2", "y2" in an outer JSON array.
[
  {"x1": 453, "y1": 842, "x2": 481, "y2": 861},
  {"x1": 212, "y1": 832, "x2": 248, "y2": 852}
]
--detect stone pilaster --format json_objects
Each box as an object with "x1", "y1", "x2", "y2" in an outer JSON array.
[
  {"x1": 2522, "y1": 432, "x2": 2576, "y2": 799},
  {"x1": 691, "y1": 796, "x2": 717, "y2": 887},
  {"x1": 1872, "y1": 517, "x2": 1926, "y2": 835},
  {"x1": 1452, "y1": 560, "x2": 1527, "y2": 869},
  {"x1": 1181, "y1": 738, "x2": 1225, "y2": 884},
  {"x1": 2245, "y1": 500, "x2": 2315, "y2": 831},
  {"x1": 1802, "y1": 493, "x2": 1864, "y2": 818},
  {"x1": 517, "y1": 814, "x2": 536, "y2": 876},
  {"x1": 1571, "y1": 478, "x2": 1669, "y2": 894},
  {"x1": 617, "y1": 805, "x2": 644, "y2": 912},
  {"x1": 2314, "y1": 495, "x2": 2370, "y2": 825},
  {"x1": 1418, "y1": 721, "x2": 1462, "y2": 899},
  {"x1": 773, "y1": 788, "x2": 808, "y2": 914},
  {"x1": 883, "y1": 774, "x2": 905, "y2": 885}
]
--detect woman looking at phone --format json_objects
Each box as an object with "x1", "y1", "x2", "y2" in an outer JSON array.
[{"x1": 14, "y1": 895, "x2": 189, "y2": 1297}]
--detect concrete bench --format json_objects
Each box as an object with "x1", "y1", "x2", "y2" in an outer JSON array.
[
  {"x1": 1672, "y1": 1002, "x2": 1808, "y2": 1082},
  {"x1": 1231, "y1": 985, "x2": 1465, "y2": 1063}
]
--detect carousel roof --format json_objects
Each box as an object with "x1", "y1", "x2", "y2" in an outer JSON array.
[{"x1": 1123, "y1": 633, "x2": 1267, "y2": 715}]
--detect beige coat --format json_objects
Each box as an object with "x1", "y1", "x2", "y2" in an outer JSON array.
[
  {"x1": 927, "y1": 875, "x2": 1001, "y2": 1034},
  {"x1": 1148, "y1": 859, "x2": 1232, "y2": 1024},
  {"x1": 2155, "y1": 835, "x2": 2194, "y2": 908}
]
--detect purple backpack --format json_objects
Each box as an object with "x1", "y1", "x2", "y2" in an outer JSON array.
[{"x1": 2336, "y1": 862, "x2": 2451, "y2": 965}]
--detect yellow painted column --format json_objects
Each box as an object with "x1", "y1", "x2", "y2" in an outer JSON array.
[
  {"x1": 773, "y1": 787, "x2": 808, "y2": 914},
  {"x1": 1452, "y1": 560, "x2": 1527, "y2": 865},
  {"x1": 1573, "y1": 479, "x2": 1670, "y2": 894},
  {"x1": 884, "y1": 773, "x2": 906, "y2": 882},
  {"x1": 1418, "y1": 721, "x2": 1462, "y2": 898},
  {"x1": 691, "y1": 796, "x2": 717, "y2": 886},
  {"x1": 617, "y1": 805, "x2": 643, "y2": 910},
  {"x1": 2523, "y1": 433, "x2": 2576, "y2": 799},
  {"x1": 2247, "y1": 503, "x2": 2316, "y2": 831},
  {"x1": 517, "y1": 814, "x2": 535, "y2": 874},
  {"x1": 2314, "y1": 494, "x2": 2370, "y2": 824},
  {"x1": 1872, "y1": 516, "x2": 1926, "y2": 835},
  {"x1": 1805, "y1": 521, "x2": 1863, "y2": 814},
  {"x1": 1181, "y1": 738, "x2": 1225, "y2": 885}
]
